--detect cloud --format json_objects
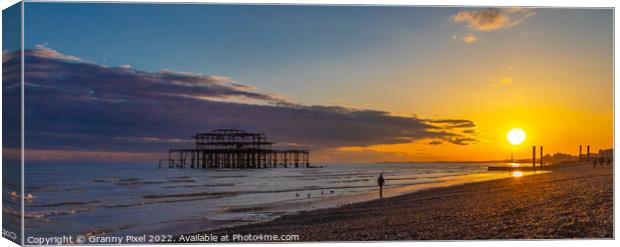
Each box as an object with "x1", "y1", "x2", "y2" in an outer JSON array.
[
  {"x1": 462, "y1": 129, "x2": 476, "y2": 134},
  {"x1": 20, "y1": 46, "x2": 282, "y2": 105},
  {"x1": 448, "y1": 137, "x2": 478, "y2": 146},
  {"x1": 491, "y1": 76, "x2": 514, "y2": 85},
  {"x1": 31, "y1": 44, "x2": 85, "y2": 62},
  {"x1": 425, "y1": 119, "x2": 476, "y2": 129},
  {"x1": 428, "y1": 140, "x2": 443, "y2": 145},
  {"x1": 462, "y1": 33, "x2": 477, "y2": 43},
  {"x1": 421, "y1": 119, "x2": 478, "y2": 145},
  {"x1": 4, "y1": 46, "x2": 478, "y2": 163},
  {"x1": 452, "y1": 8, "x2": 535, "y2": 32},
  {"x1": 499, "y1": 77, "x2": 513, "y2": 84}
]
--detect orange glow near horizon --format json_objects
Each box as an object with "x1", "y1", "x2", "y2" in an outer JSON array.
[
  {"x1": 315, "y1": 22, "x2": 612, "y2": 163},
  {"x1": 330, "y1": 107, "x2": 612, "y2": 163}
]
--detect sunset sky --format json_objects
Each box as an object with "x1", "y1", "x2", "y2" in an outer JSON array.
[{"x1": 7, "y1": 3, "x2": 613, "y2": 163}]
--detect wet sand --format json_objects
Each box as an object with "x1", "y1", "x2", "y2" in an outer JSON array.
[{"x1": 179, "y1": 162, "x2": 613, "y2": 241}]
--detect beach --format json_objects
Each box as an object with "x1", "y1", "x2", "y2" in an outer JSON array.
[{"x1": 184, "y1": 162, "x2": 613, "y2": 241}]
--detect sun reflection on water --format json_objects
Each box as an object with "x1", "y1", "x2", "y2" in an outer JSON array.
[{"x1": 511, "y1": 171, "x2": 523, "y2": 177}]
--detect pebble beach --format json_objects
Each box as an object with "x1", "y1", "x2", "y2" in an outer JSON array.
[{"x1": 182, "y1": 161, "x2": 613, "y2": 241}]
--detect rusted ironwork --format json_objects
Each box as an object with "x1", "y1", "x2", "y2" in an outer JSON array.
[{"x1": 159, "y1": 129, "x2": 310, "y2": 169}]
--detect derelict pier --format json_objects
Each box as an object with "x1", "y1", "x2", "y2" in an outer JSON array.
[{"x1": 159, "y1": 129, "x2": 310, "y2": 169}]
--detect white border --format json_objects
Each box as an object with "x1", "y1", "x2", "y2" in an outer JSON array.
[
  {"x1": 0, "y1": 1, "x2": 617, "y2": 247},
  {"x1": 12, "y1": 0, "x2": 620, "y2": 7}
]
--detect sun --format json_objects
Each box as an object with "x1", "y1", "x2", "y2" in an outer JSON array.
[{"x1": 507, "y1": 128, "x2": 526, "y2": 145}]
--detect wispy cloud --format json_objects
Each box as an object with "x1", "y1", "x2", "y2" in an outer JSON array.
[
  {"x1": 31, "y1": 44, "x2": 85, "y2": 62},
  {"x1": 452, "y1": 8, "x2": 535, "y2": 32},
  {"x1": 491, "y1": 76, "x2": 514, "y2": 85},
  {"x1": 425, "y1": 119, "x2": 476, "y2": 129},
  {"x1": 499, "y1": 77, "x2": 513, "y2": 84},
  {"x1": 462, "y1": 33, "x2": 478, "y2": 43}
]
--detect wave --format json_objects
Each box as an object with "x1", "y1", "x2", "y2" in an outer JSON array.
[
  {"x1": 162, "y1": 183, "x2": 235, "y2": 189},
  {"x1": 116, "y1": 180, "x2": 195, "y2": 186},
  {"x1": 283, "y1": 172, "x2": 376, "y2": 178},
  {"x1": 92, "y1": 178, "x2": 119, "y2": 183},
  {"x1": 25, "y1": 207, "x2": 94, "y2": 219},
  {"x1": 328, "y1": 178, "x2": 370, "y2": 183},
  {"x1": 143, "y1": 191, "x2": 240, "y2": 199},
  {"x1": 167, "y1": 179, "x2": 196, "y2": 183},
  {"x1": 210, "y1": 175, "x2": 246, "y2": 178},
  {"x1": 81, "y1": 223, "x2": 136, "y2": 237},
  {"x1": 3, "y1": 206, "x2": 22, "y2": 218},
  {"x1": 166, "y1": 176, "x2": 193, "y2": 179},
  {"x1": 7, "y1": 191, "x2": 35, "y2": 201},
  {"x1": 28, "y1": 200, "x2": 101, "y2": 208},
  {"x1": 102, "y1": 195, "x2": 229, "y2": 208},
  {"x1": 116, "y1": 181, "x2": 166, "y2": 186},
  {"x1": 94, "y1": 177, "x2": 198, "y2": 186}
]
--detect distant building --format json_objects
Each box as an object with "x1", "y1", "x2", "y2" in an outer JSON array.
[
  {"x1": 599, "y1": 148, "x2": 613, "y2": 159},
  {"x1": 542, "y1": 152, "x2": 577, "y2": 163}
]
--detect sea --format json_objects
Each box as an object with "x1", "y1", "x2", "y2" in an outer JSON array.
[{"x1": 6, "y1": 162, "x2": 540, "y2": 238}]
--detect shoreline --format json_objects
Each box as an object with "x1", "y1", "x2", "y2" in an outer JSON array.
[{"x1": 175, "y1": 161, "x2": 613, "y2": 241}]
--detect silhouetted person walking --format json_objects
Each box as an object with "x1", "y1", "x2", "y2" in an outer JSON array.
[{"x1": 377, "y1": 173, "x2": 385, "y2": 199}]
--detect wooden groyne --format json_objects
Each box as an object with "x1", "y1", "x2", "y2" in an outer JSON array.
[{"x1": 159, "y1": 129, "x2": 310, "y2": 169}]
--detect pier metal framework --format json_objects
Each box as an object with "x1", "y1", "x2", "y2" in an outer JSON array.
[{"x1": 159, "y1": 129, "x2": 310, "y2": 169}]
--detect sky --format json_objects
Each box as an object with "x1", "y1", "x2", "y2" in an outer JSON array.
[{"x1": 5, "y1": 3, "x2": 613, "y2": 163}]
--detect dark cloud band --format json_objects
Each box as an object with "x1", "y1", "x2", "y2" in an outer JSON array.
[{"x1": 3, "y1": 46, "x2": 478, "y2": 162}]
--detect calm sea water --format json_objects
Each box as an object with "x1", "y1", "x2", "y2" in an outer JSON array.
[{"x1": 11, "y1": 162, "x2": 533, "y2": 237}]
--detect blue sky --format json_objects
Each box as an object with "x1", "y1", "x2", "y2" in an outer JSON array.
[
  {"x1": 2, "y1": 3, "x2": 21, "y2": 52},
  {"x1": 24, "y1": 4, "x2": 611, "y2": 112},
  {"x1": 24, "y1": 4, "x2": 451, "y2": 72},
  {"x1": 23, "y1": 4, "x2": 473, "y2": 111}
]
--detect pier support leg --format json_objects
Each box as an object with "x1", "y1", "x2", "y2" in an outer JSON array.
[
  {"x1": 540, "y1": 146, "x2": 543, "y2": 166},
  {"x1": 532, "y1": 146, "x2": 536, "y2": 168}
]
